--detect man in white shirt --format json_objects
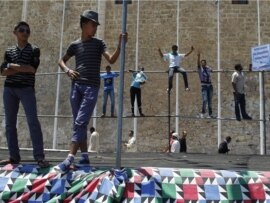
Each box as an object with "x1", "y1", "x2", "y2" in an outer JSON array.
[
  {"x1": 88, "y1": 127, "x2": 99, "y2": 152},
  {"x1": 124, "y1": 130, "x2": 136, "y2": 152},
  {"x1": 232, "y1": 64, "x2": 252, "y2": 121},
  {"x1": 158, "y1": 45, "x2": 194, "y2": 93},
  {"x1": 170, "y1": 132, "x2": 180, "y2": 153}
]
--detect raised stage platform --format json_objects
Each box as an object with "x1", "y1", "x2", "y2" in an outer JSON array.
[{"x1": 0, "y1": 149, "x2": 270, "y2": 202}]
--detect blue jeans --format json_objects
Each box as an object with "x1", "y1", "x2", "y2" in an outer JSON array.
[
  {"x1": 168, "y1": 66, "x2": 188, "y2": 90},
  {"x1": 70, "y1": 82, "x2": 99, "y2": 142},
  {"x1": 102, "y1": 89, "x2": 115, "y2": 115},
  {"x1": 201, "y1": 85, "x2": 213, "y2": 115},
  {"x1": 3, "y1": 86, "x2": 45, "y2": 162}
]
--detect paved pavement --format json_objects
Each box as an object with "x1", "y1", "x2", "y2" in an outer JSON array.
[{"x1": 0, "y1": 148, "x2": 269, "y2": 171}]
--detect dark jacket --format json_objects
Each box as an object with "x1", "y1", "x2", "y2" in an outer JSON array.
[{"x1": 218, "y1": 141, "x2": 230, "y2": 154}]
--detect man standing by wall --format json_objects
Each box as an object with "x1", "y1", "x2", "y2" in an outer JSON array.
[
  {"x1": 124, "y1": 130, "x2": 136, "y2": 152},
  {"x1": 88, "y1": 127, "x2": 99, "y2": 153},
  {"x1": 0, "y1": 21, "x2": 49, "y2": 167},
  {"x1": 232, "y1": 64, "x2": 252, "y2": 121},
  {"x1": 100, "y1": 65, "x2": 119, "y2": 117},
  {"x1": 180, "y1": 130, "x2": 187, "y2": 152},
  {"x1": 197, "y1": 52, "x2": 214, "y2": 118},
  {"x1": 170, "y1": 132, "x2": 180, "y2": 153},
  {"x1": 129, "y1": 67, "x2": 147, "y2": 117}
]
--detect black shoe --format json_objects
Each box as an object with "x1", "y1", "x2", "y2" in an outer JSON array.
[
  {"x1": 243, "y1": 116, "x2": 252, "y2": 120},
  {"x1": 140, "y1": 113, "x2": 145, "y2": 117},
  {"x1": 0, "y1": 158, "x2": 20, "y2": 165},
  {"x1": 236, "y1": 117, "x2": 241, "y2": 121},
  {"x1": 131, "y1": 113, "x2": 135, "y2": 117},
  {"x1": 37, "y1": 159, "x2": 50, "y2": 168},
  {"x1": 100, "y1": 114, "x2": 105, "y2": 118}
]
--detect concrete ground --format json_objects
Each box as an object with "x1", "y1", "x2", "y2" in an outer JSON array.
[{"x1": 0, "y1": 148, "x2": 269, "y2": 171}]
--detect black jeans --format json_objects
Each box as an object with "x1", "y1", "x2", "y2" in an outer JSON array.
[
  {"x1": 130, "y1": 86, "x2": 141, "y2": 111},
  {"x1": 168, "y1": 66, "x2": 188, "y2": 90},
  {"x1": 233, "y1": 92, "x2": 249, "y2": 120}
]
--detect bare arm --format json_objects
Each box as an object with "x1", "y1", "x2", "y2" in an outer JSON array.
[
  {"x1": 103, "y1": 33, "x2": 128, "y2": 64},
  {"x1": 1, "y1": 63, "x2": 36, "y2": 76},
  {"x1": 197, "y1": 52, "x2": 201, "y2": 67},
  {"x1": 185, "y1": 46, "x2": 194, "y2": 57},
  {"x1": 103, "y1": 48, "x2": 120, "y2": 64},
  {"x1": 10, "y1": 64, "x2": 36, "y2": 73},
  {"x1": 232, "y1": 82, "x2": 238, "y2": 93},
  {"x1": 1, "y1": 68, "x2": 19, "y2": 76},
  {"x1": 58, "y1": 53, "x2": 80, "y2": 79},
  {"x1": 158, "y1": 47, "x2": 164, "y2": 58}
]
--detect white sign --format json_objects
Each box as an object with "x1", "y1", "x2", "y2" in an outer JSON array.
[{"x1": 251, "y1": 44, "x2": 270, "y2": 71}]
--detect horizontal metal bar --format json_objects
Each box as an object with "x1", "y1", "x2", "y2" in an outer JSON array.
[
  {"x1": 0, "y1": 69, "x2": 268, "y2": 79},
  {"x1": 0, "y1": 113, "x2": 265, "y2": 122}
]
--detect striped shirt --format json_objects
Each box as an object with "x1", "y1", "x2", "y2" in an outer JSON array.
[
  {"x1": 1, "y1": 43, "x2": 40, "y2": 87},
  {"x1": 66, "y1": 37, "x2": 107, "y2": 87}
]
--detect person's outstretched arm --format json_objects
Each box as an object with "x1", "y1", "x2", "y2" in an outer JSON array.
[
  {"x1": 185, "y1": 46, "x2": 194, "y2": 57},
  {"x1": 158, "y1": 47, "x2": 164, "y2": 58},
  {"x1": 197, "y1": 51, "x2": 201, "y2": 67}
]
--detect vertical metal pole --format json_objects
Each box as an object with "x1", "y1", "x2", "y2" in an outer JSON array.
[
  {"x1": 168, "y1": 86, "x2": 171, "y2": 153},
  {"x1": 116, "y1": 0, "x2": 128, "y2": 168},
  {"x1": 21, "y1": 0, "x2": 28, "y2": 21},
  {"x1": 175, "y1": 0, "x2": 180, "y2": 134},
  {"x1": 92, "y1": 0, "x2": 101, "y2": 130},
  {"x1": 53, "y1": 0, "x2": 66, "y2": 149},
  {"x1": 133, "y1": 0, "x2": 140, "y2": 147},
  {"x1": 261, "y1": 71, "x2": 266, "y2": 153},
  {"x1": 257, "y1": 0, "x2": 266, "y2": 155},
  {"x1": 216, "y1": 0, "x2": 222, "y2": 147}
]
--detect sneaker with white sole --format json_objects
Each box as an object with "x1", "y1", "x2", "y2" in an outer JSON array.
[{"x1": 54, "y1": 161, "x2": 71, "y2": 173}]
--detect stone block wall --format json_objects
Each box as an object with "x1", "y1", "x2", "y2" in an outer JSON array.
[{"x1": 0, "y1": 0, "x2": 269, "y2": 155}]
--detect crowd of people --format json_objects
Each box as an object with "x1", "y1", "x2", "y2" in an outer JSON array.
[{"x1": 0, "y1": 9, "x2": 253, "y2": 171}]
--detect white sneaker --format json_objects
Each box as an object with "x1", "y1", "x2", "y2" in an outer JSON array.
[{"x1": 200, "y1": 113, "x2": 205, "y2": 118}]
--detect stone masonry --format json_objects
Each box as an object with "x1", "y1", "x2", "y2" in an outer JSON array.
[{"x1": 0, "y1": 0, "x2": 269, "y2": 155}]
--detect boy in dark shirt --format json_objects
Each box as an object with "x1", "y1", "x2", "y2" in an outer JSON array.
[
  {"x1": 0, "y1": 21, "x2": 49, "y2": 167},
  {"x1": 56, "y1": 10, "x2": 127, "y2": 172}
]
